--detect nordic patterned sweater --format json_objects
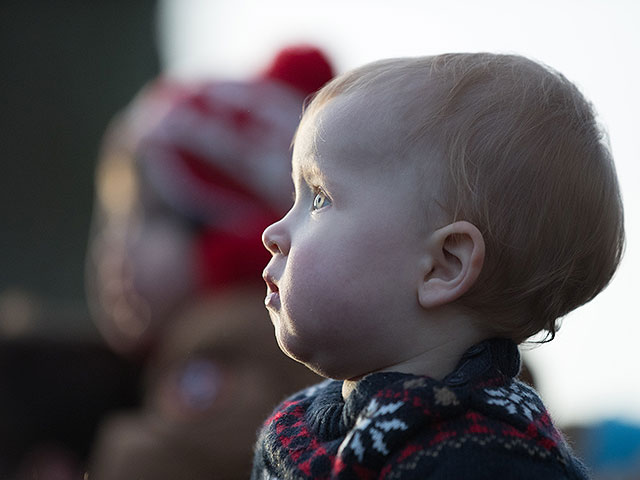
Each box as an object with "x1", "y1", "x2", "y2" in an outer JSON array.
[{"x1": 251, "y1": 338, "x2": 590, "y2": 479}]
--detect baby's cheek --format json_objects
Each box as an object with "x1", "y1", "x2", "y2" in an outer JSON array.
[
  {"x1": 288, "y1": 246, "x2": 357, "y2": 322},
  {"x1": 284, "y1": 247, "x2": 327, "y2": 310}
]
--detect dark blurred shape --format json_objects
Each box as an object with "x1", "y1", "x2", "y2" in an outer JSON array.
[
  {"x1": 0, "y1": 0, "x2": 159, "y2": 303},
  {"x1": 0, "y1": 337, "x2": 141, "y2": 478},
  {"x1": 0, "y1": 1, "x2": 157, "y2": 477}
]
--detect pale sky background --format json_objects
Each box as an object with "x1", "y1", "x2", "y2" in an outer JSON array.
[{"x1": 157, "y1": 0, "x2": 639, "y2": 427}]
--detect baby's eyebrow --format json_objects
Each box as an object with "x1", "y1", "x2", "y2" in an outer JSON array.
[
  {"x1": 294, "y1": 155, "x2": 327, "y2": 186},
  {"x1": 304, "y1": 164, "x2": 326, "y2": 185}
]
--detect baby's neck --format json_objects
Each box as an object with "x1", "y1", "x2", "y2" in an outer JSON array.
[
  {"x1": 341, "y1": 329, "x2": 488, "y2": 401},
  {"x1": 342, "y1": 379, "x2": 359, "y2": 400}
]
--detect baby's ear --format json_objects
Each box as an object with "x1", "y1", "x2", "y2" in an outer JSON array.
[{"x1": 418, "y1": 221, "x2": 485, "y2": 309}]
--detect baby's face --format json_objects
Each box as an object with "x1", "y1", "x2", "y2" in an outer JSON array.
[{"x1": 262, "y1": 93, "x2": 436, "y2": 380}]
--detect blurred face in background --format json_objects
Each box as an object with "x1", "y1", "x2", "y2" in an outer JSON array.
[{"x1": 88, "y1": 150, "x2": 196, "y2": 355}]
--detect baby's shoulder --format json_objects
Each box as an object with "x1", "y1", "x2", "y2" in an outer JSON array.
[{"x1": 384, "y1": 379, "x2": 588, "y2": 479}]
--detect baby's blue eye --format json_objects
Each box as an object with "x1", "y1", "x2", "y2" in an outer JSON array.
[{"x1": 312, "y1": 191, "x2": 331, "y2": 210}]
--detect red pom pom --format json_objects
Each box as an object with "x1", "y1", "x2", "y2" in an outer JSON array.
[{"x1": 263, "y1": 45, "x2": 334, "y2": 96}]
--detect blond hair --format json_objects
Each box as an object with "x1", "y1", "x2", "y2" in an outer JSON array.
[{"x1": 304, "y1": 53, "x2": 625, "y2": 343}]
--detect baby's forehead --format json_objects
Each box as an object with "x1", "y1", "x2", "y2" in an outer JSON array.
[
  {"x1": 296, "y1": 96, "x2": 395, "y2": 177},
  {"x1": 306, "y1": 87, "x2": 420, "y2": 160},
  {"x1": 297, "y1": 87, "x2": 443, "y2": 188}
]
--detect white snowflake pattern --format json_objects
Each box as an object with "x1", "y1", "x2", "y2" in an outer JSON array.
[
  {"x1": 338, "y1": 398, "x2": 408, "y2": 462},
  {"x1": 260, "y1": 471, "x2": 282, "y2": 480},
  {"x1": 484, "y1": 382, "x2": 541, "y2": 420}
]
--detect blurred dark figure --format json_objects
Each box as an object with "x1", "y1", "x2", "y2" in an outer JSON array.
[
  {"x1": 0, "y1": 1, "x2": 159, "y2": 300},
  {"x1": 1, "y1": 2, "x2": 157, "y2": 478},
  {"x1": 85, "y1": 46, "x2": 334, "y2": 479},
  {"x1": 0, "y1": 335, "x2": 140, "y2": 479}
]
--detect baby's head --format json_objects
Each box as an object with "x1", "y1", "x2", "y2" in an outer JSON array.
[{"x1": 262, "y1": 53, "x2": 624, "y2": 379}]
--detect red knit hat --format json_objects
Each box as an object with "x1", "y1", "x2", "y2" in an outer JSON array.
[{"x1": 134, "y1": 46, "x2": 334, "y2": 291}]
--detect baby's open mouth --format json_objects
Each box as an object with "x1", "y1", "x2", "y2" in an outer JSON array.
[{"x1": 262, "y1": 272, "x2": 281, "y2": 309}]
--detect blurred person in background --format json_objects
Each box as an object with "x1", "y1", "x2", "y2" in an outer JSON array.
[{"x1": 85, "y1": 45, "x2": 333, "y2": 479}]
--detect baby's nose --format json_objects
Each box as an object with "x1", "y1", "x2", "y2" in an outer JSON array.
[{"x1": 262, "y1": 219, "x2": 289, "y2": 256}]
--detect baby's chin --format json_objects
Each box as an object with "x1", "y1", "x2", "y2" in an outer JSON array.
[
  {"x1": 282, "y1": 345, "x2": 359, "y2": 381},
  {"x1": 273, "y1": 325, "x2": 368, "y2": 380},
  {"x1": 296, "y1": 362, "x2": 354, "y2": 381},
  {"x1": 274, "y1": 332, "x2": 314, "y2": 371}
]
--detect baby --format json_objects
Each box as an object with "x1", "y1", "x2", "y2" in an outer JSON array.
[{"x1": 253, "y1": 53, "x2": 624, "y2": 479}]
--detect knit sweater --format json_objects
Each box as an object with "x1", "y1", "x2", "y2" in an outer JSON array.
[{"x1": 251, "y1": 338, "x2": 590, "y2": 479}]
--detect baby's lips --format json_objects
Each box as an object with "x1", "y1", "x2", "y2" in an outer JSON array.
[{"x1": 262, "y1": 270, "x2": 282, "y2": 310}]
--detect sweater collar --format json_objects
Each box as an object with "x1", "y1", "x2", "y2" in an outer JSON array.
[{"x1": 306, "y1": 338, "x2": 520, "y2": 441}]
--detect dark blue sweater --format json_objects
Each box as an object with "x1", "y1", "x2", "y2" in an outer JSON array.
[{"x1": 252, "y1": 338, "x2": 590, "y2": 479}]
